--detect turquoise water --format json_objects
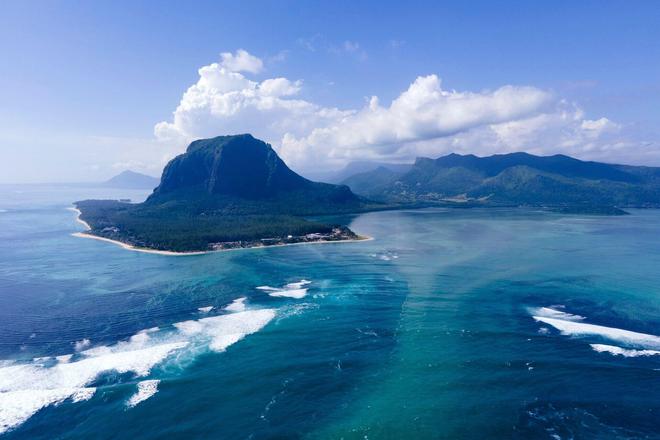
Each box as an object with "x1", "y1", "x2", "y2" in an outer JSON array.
[{"x1": 0, "y1": 185, "x2": 659, "y2": 439}]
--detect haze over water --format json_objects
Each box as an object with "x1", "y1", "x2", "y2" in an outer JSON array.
[{"x1": 0, "y1": 186, "x2": 659, "y2": 439}]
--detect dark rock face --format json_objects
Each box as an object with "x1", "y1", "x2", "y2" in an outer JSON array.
[
  {"x1": 147, "y1": 134, "x2": 360, "y2": 212},
  {"x1": 152, "y1": 134, "x2": 310, "y2": 199}
]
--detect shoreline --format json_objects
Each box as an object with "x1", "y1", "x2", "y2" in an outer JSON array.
[
  {"x1": 69, "y1": 205, "x2": 373, "y2": 256},
  {"x1": 66, "y1": 207, "x2": 91, "y2": 230},
  {"x1": 71, "y1": 231, "x2": 373, "y2": 256}
]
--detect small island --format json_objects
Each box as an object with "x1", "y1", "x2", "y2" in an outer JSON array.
[{"x1": 74, "y1": 134, "x2": 374, "y2": 253}]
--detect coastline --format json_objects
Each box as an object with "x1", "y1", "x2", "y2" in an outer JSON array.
[
  {"x1": 71, "y1": 232, "x2": 210, "y2": 256},
  {"x1": 69, "y1": 205, "x2": 373, "y2": 256},
  {"x1": 71, "y1": 231, "x2": 373, "y2": 256},
  {"x1": 66, "y1": 207, "x2": 91, "y2": 230}
]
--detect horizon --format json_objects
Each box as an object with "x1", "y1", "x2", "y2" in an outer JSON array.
[{"x1": 2, "y1": 1, "x2": 660, "y2": 183}]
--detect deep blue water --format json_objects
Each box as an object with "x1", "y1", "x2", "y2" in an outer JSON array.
[{"x1": 0, "y1": 185, "x2": 659, "y2": 439}]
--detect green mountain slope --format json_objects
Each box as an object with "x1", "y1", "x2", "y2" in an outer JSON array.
[{"x1": 342, "y1": 152, "x2": 660, "y2": 210}]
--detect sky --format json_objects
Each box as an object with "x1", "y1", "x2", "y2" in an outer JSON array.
[{"x1": 1, "y1": 1, "x2": 660, "y2": 183}]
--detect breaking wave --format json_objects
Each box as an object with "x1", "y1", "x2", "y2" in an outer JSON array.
[
  {"x1": 0, "y1": 305, "x2": 276, "y2": 434},
  {"x1": 257, "y1": 279, "x2": 311, "y2": 299},
  {"x1": 590, "y1": 344, "x2": 660, "y2": 358},
  {"x1": 531, "y1": 306, "x2": 660, "y2": 356},
  {"x1": 126, "y1": 380, "x2": 161, "y2": 407}
]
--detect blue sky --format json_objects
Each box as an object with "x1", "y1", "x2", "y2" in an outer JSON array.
[{"x1": 1, "y1": 1, "x2": 659, "y2": 182}]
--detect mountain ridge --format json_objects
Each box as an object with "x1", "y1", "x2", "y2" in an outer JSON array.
[{"x1": 341, "y1": 151, "x2": 660, "y2": 209}]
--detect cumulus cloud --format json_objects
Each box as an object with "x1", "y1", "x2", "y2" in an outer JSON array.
[
  {"x1": 279, "y1": 75, "x2": 552, "y2": 166},
  {"x1": 154, "y1": 51, "x2": 349, "y2": 147},
  {"x1": 154, "y1": 49, "x2": 639, "y2": 172},
  {"x1": 219, "y1": 49, "x2": 263, "y2": 73}
]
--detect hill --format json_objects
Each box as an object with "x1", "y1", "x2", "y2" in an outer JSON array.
[
  {"x1": 306, "y1": 161, "x2": 412, "y2": 184},
  {"x1": 341, "y1": 152, "x2": 660, "y2": 211},
  {"x1": 75, "y1": 135, "x2": 373, "y2": 252},
  {"x1": 103, "y1": 170, "x2": 160, "y2": 189}
]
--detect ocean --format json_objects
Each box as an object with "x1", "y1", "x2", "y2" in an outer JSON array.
[{"x1": 0, "y1": 185, "x2": 658, "y2": 439}]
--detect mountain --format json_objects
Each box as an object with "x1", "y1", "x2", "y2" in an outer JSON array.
[
  {"x1": 341, "y1": 166, "x2": 405, "y2": 198},
  {"x1": 306, "y1": 161, "x2": 412, "y2": 184},
  {"x1": 341, "y1": 152, "x2": 660, "y2": 210},
  {"x1": 75, "y1": 134, "x2": 372, "y2": 252},
  {"x1": 103, "y1": 170, "x2": 160, "y2": 189},
  {"x1": 146, "y1": 134, "x2": 361, "y2": 213}
]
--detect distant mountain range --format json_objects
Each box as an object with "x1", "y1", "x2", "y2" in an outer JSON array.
[
  {"x1": 303, "y1": 161, "x2": 412, "y2": 184},
  {"x1": 76, "y1": 135, "x2": 373, "y2": 252},
  {"x1": 341, "y1": 152, "x2": 660, "y2": 211},
  {"x1": 102, "y1": 170, "x2": 160, "y2": 189}
]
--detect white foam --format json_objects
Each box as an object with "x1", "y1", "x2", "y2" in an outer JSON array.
[
  {"x1": 258, "y1": 280, "x2": 311, "y2": 299},
  {"x1": 530, "y1": 307, "x2": 585, "y2": 322},
  {"x1": 0, "y1": 387, "x2": 96, "y2": 434},
  {"x1": 225, "y1": 297, "x2": 247, "y2": 312},
  {"x1": 126, "y1": 380, "x2": 160, "y2": 407},
  {"x1": 532, "y1": 309, "x2": 660, "y2": 350},
  {"x1": 590, "y1": 344, "x2": 660, "y2": 357},
  {"x1": 268, "y1": 288, "x2": 308, "y2": 299},
  {"x1": 56, "y1": 354, "x2": 72, "y2": 364},
  {"x1": 173, "y1": 320, "x2": 204, "y2": 335},
  {"x1": 183, "y1": 309, "x2": 276, "y2": 352},
  {"x1": 0, "y1": 340, "x2": 184, "y2": 434},
  {"x1": 198, "y1": 306, "x2": 214, "y2": 313},
  {"x1": 284, "y1": 280, "x2": 311, "y2": 289},
  {"x1": 0, "y1": 305, "x2": 277, "y2": 433},
  {"x1": 74, "y1": 338, "x2": 91, "y2": 351}
]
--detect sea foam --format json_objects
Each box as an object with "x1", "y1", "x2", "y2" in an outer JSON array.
[
  {"x1": 590, "y1": 344, "x2": 660, "y2": 357},
  {"x1": 0, "y1": 341, "x2": 185, "y2": 434},
  {"x1": 531, "y1": 307, "x2": 660, "y2": 351},
  {"x1": 0, "y1": 304, "x2": 276, "y2": 433},
  {"x1": 0, "y1": 387, "x2": 96, "y2": 434},
  {"x1": 268, "y1": 288, "x2": 308, "y2": 299},
  {"x1": 257, "y1": 280, "x2": 311, "y2": 299},
  {"x1": 225, "y1": 297, "x2": 247, "y2": 312},
  {"x1": 126, "y1": 380, "x2": 160, "y2": 407},
  {"x1": 173, "y1": 309, "x2": 276, "y2": 352}
]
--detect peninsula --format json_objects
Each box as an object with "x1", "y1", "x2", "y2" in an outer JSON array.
[{"x1": 75, "y1": 134, "x2": 375, "y2": 253}]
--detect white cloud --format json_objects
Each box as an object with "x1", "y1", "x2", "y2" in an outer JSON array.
[
  {"x1": 279, "y1": 75, "x2": 552, "y2": 167},
  {"x1": 153, "y1": 49, "x2": 643, "y2": 173},
  {"x1": 258, "y1": 78, "x2": 302, "y2": 97},
  {"x1": 154, "y1": 51, "x2": 350, "y2": 148},
  {"x1": 219, "y1": 49, "x2": 263, "y2": 74}
]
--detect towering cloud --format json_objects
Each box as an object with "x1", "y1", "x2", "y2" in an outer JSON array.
[{"x1": 155, "y1": 49, "x2": 633, "y2": 171}]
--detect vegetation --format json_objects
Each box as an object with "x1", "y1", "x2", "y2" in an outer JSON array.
[
  {"x1": 341, "y1": 152, "x2": 660, "y2": 210},
  {"x1": 76, "y1": 199, "x2": 350, "y2": 252}
]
